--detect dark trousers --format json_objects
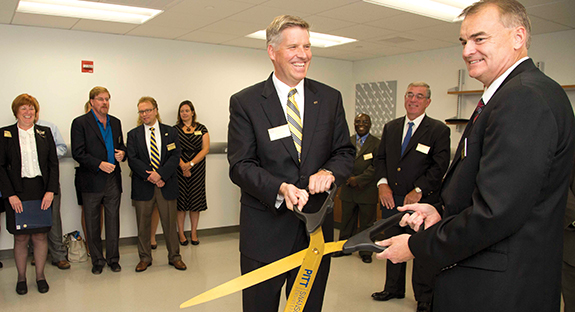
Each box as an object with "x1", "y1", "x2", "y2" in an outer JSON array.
[
  {"x1": 382, "y1": 195, "x2": 435, "y2": 303},
  {"x1": 240, "y1": 229, "x2": 331, "y2": 312},
  {"x1": 339, "y1": 200, "x2": 377, "y2": 257},
  {"x1": 564, "y1": 260, "x2": 575, "y2": 312},
  {"x1": 133, "y1": 186, "x2": 181, "y2": 263},
  {"x1": 82, "y1": 173, "x2": 121, "y2": 266}
]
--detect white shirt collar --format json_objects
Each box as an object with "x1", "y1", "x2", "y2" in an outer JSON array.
[
  {"x1": 144, "y1": 119, "x2": 160, "y2": 131},
  {"x1": 482, "y1": 57, "x2": 529, "y2": 105}
]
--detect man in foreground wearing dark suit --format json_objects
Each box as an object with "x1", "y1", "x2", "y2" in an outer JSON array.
[
  {"x1": 379, "y1": 1, "x2": 574, "y2": 311},
  {"x1": 372, "y1": 82, "x2": 450, "y2": 312},
  {"x1": 71, "y1": 86, "x2": 126, "y2": 275},
  {"x1": 564, "y1": 165, "x2": 575, "y2": 312},
  {"x1": 227, "y1": 15, "x2": 354, "y2": 312},
  {"x1": 332, "y1": 114, "x2": 380, "y2": 264},
  {"x1": 127, "y1": 97, "x2": 186, "y2": 272}
]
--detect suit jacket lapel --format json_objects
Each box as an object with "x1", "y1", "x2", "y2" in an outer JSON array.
[
  {"x1": 158, "y1": 123, "x2": 169, "y2": 164},
  {"x1": 8, "y1": 124, "x2": 22, "y2": 172},
  {"x1": 390, "y1": 118, "x2": 404, "y2": 160},
  {"x1": 86, "y1": 111, "x2": 106, "y2": 146},
  {"x1": 260, "y1": 75, "x2": 300, "y2": 165},
  {"x1": 301, "y1": 79, "x2": 320, "y2": 165},
  {"x1": 137, "y1": 125, "x2": 151, "y2": 165}
]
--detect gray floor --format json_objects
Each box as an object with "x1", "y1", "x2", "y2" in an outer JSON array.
[{"x1": 0, "y1": 229, "x2": 419, "y2": 312}]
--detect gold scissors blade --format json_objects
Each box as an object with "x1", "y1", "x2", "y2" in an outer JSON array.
[{"x1": 180, "y1": 240, "x2": 346, "y2": 309}]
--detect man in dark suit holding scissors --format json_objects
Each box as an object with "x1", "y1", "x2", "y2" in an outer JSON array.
[
  {"x1": 372, "y1": 82, "x2": 450, "y2": 312},
  {"x1": 227, "y1": 15, "x2": 354, "y2": 312},
  {"x1": 379, "y1": 1, "x2": 574, "y2": 311},
  {"x1": 71, "y1": 86, "x2": 126, "y2": 275}
]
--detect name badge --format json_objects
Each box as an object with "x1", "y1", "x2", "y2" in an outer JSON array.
[
  {"x1": 167, "y1": 143, "x2": 176, "y2": 151},
  {"x1": 4, "y1": 131, "x2": 12, "y2": 138},
  {"x1": 194, "y1": 131, "x2": 202, "y2": 135},
  {"x1": 416, "y1": 143, "x2": 430, "y2": 154},
  {"x1": 268, "y1": 124, "x2": 291, "y2": 142},
  {"x1": 363, "y1": 153, "x2": 373, "y2": 160}
]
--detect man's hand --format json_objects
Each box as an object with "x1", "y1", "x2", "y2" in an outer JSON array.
[
  {"x1": 346, "y1": 176, "x2": 358, "y2": 188},
  {"x1": 114, "y1": 149, "x2": 125, "y2": 162},
  {"x1": 183, "y1": 170, "x2": 191, "y2": 178},
  {"x1": 146, "y1": 170, "x2": 162, "y2": 184},
  {"x1": 9, "y1": 195, "x2": 23, "y2": 213},
  {"x1": 308, "y1": 170, "x2": 335, "y2": 194},
  {"x1": 398, "y1": 204, "x2": 442, "y2": 232},
  {"x1": 378, "y1": 183, "x2": 395, "y2": 209},
  {"x1": 375, "y1": 234, "x2": 414, "y2": 264},
  {"x1": 155, "y1": 179, "x2": 165, "y2": 188},
  {"x1": 99, "y1": 161, "x2": 116, "y2": 174},
  {"x1": 403, "y1": 189, "x2": 422, "y2": 205},
  {"x1": 41, "y1": 192, "x2": 54, "y2": 210},
  {"x1": 279, "y1": 183, "x2": 309, "y2": 211}
]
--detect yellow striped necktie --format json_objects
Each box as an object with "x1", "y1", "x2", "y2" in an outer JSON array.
[
  {"x1": 150, "y1": 127, "x2": 160, "y2": 170},
  {"x1": 287, "y1": 88, "x2": 303, "y2": 161}
]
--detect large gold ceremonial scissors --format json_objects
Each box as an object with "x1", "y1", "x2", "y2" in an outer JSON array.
[{"x1": 180, "y1": 184, "x2": 412, "y2": 310}]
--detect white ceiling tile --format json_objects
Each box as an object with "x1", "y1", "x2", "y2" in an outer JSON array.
[
  {"x1": 127, "y1": 23, "x2": 191, "y2": 39},
  {"x1": 143, "y1": 10, "x2": 220, "y2": 30},
  {"x1": 227, "y1": 5, "x2": 309, "y2": 25},
  {"x1": 528, "y1": 15, "x2": 572, "y2": 35},
  {"x1": 97, "y1": 0, "x2": 180, "y2": 10},
  {"x1": 177, "y1": 30, "x2": 238, "y2": 44},
  {"x1": 230, "y1": 0, "x2": 269, "y2": 4},
  {"x1": 262, "y1": 0, "x2": 360, "y2": 15},
  {"x1": 527, "y1": 1, "x2": 575, "y2": 28},
  {"x1": 0, "y1": 0, "x2": 18, "y2": 12},
  {"x1": 318, "y1": 1, "x2": 404, "y2": 23},
  {"x1": 198, "y1": 19, "x2": 261, "y2": 36},
  {"x1": 162, "y1": 0, "x2": 254, "y2": 19},
  {"x1": 72, "y1": 19, "x2": 138, "y2": 35},
  {"x1": 330, "y1": 24, "x2": 395, "y2": 40},
  {"x1": 367, "y1": 13, "x2": 445, "y2": 32},
  {"x1": 11, "y1": 12, "x2": 79, "y2": 29},
  {"x1": 0, "y1": 10, "x2": 15, "y2": 24},
  {"x1": 220, "y1": 36, "x2": 266, "y2": 49},
  {"x1": 404, "y1": 22, "x2": 462, "y2": 44},
  {"x1": 304, "y1": 15, "x2": 356, "y2": 33}
]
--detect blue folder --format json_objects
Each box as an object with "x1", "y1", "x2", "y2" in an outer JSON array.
[{"x1": 15, "y1": 200, "x2": 52, "y2": 230}]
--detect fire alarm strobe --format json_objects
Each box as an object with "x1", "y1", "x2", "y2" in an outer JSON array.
[{"x1": 82, "y1": 60, "x2": 94, "y2": 73}]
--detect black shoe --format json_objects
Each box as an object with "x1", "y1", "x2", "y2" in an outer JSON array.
[
  {"x1": 37, "y1": 280, "x2": 49, "y2": 293},
  {"x1": 417, "y1": 301, "x2": 432, "y2": 312},
  {"x1": 361, "y1": 255, "x2": 372, "y2": 263},
  {"x1": 151, "y1": 243, "x2": 158, "y2": 250},
  {"x1": 191, "y1": 240, "x2": 200, "y2": 245},
  {"x1": 332, "y1": 251, "x2": 351, "y2": 258},
  {"x1": 179, "y1": 239, "x2": 189, "y2": 246},
  {"x1": 372, "y1": 291, "x2": 405, "y2": 301},
  {"x1": 109, "y1": 263, "x2": 122, "y2": 272},
  {"x1": 92, "y1": 264, "x2": 104, "y2": 275},
  {"x1": 16, "y1": 280, "x2": 27, "y2": 295},
  {"x1": 0, "y1": 261, "x2": 3, "y2": 268}
]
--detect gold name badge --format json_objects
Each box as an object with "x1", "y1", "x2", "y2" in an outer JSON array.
[{"x1": 167, "y1": 143, "x2": 176, "y2": 151}]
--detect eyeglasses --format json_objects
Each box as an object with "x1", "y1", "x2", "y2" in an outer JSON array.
[
  {"x1": 405, "y1": 92, "x2": 428, "y2": 100},
  {"x1": 138, "y1": 108, "x2": 155, "y2": 115},
  {"x1": 94, "y1": 97, "x2": 110, "y2": 102}
]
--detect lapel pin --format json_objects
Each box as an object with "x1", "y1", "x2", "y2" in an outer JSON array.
[{"x1": 313, "y1": 101, "x2": 318, "y2": 105}]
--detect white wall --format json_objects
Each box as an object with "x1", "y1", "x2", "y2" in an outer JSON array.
[
  {"x1": 0, "y1": 24, "x2": 354, "y2": 251},
  {"x1": 353, "y1": 29, "x2": 575, "y2": 150}
]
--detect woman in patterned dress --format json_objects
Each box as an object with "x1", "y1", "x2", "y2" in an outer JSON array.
[{"x1": 175, "y1": 100, "x2": 209, "y2": 245}]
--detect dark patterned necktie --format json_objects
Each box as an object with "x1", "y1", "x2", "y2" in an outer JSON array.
[{"x1": 150, "y1": 127, "x2": 160, "y2": 170}]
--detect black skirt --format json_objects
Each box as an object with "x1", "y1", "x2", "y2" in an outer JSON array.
[{"x1": 5, "y1": 176, "x2": 51, "y2": 235}]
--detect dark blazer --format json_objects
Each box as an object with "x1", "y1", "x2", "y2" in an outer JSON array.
[
  {"x1": 409, "y1": 59, "x2": 574, "y2": 312},
  {"x1": 339, "y1": 134, "x2": 380, "y2": 204},
  {"x1": 374, "y1": 115, "x2": 450, "y2": 204},
  {"x1": 127, "y1": 123, "x2": 181, "y2": 201},
  {"x1": 228, "y1": 74, "x2": 355, "y2": 263},
  {"x1": 565, "y1": 163, "x2": 575, "y2": 266},
  {"x1": 0, "y1": 123, "x2": 59, "y2": 197},
  {"x1": 71, "y1": 111, "x2": 126, "y2": 193}
]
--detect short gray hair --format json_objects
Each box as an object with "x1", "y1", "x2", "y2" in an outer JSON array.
[
  {"x1": 266, "y1": 15, "x2": 310, "y2": 48},
  {"x1": 407, "y1": 81, "x2": 431, "y2": 99}
]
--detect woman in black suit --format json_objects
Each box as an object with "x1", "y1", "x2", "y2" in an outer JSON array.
[{"x1": 0, "y1": 94, "x2": 59, "y2": 295}]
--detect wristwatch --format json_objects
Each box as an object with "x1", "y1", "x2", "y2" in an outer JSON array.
[
  {"x1": 189, "y1": 161, "x2": 194, "y2": 167},
  {"x1": 414, "y1": 186, "x2": 422, "y2": 194}
]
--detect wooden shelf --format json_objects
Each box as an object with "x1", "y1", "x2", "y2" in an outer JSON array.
[{"x1": 448, "y1": 85, "x2": 575, "y2": 95}]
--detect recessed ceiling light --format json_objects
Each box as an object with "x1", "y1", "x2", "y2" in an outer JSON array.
[
  {"x1": 363, "y1": 0, "x2": 475, "y2": 22},
  {"x1": 246, "y1": 30, "x2": 357, "y2": 48},
  {"x1": 16, "y1": 0, "x2": 163, "y2": 24}
]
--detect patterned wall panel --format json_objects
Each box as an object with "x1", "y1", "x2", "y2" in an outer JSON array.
[{"x1": 355, "y1": 81, "x2": 397, "y2": 137}]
